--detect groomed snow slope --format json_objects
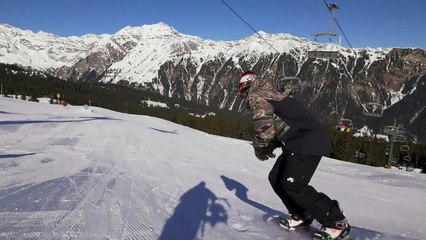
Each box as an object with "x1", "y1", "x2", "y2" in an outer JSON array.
[{"x1": 0, "y1": 97, "x2": 425, "y2": 240}]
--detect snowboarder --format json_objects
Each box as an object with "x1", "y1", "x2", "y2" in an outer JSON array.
[{"x1": 237, "y1": 71, "x2": 351, "y2": 240}]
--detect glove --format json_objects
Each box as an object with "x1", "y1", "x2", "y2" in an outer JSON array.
[
  {"x1": 254, "y1": 147, "x2": 270, "y2": 161},
  {"x1": 254, "y1": 143, "x2": 280, "y2": 161},
  {"x1": 269, "y1": 139, "x2": 284, "y2": 149}
]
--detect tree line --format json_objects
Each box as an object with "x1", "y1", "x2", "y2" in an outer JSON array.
[{"x1": 1, "y1": 63, "x2": 425, "y2": 173}]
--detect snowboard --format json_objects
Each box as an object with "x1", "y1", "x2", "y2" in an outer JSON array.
[
  {"x1": 266, "y1": 215, "x2": 352, "y2": 240},
  {"x1": 266, "y1": 215, "x2": 317, "y2": 239}
]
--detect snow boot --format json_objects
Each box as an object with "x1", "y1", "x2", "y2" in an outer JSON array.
[
  {"x1": 279, "y1": 214, "x2": 313, "y2": 231},
  {"x1": 313, "y1": 219, "x2": 351, "y2": 240}
]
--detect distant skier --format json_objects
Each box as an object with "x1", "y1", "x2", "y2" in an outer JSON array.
[{"x1": 237, "y1": 71, "x2": 350, "y2": 240}]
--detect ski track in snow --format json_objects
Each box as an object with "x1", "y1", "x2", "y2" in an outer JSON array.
[
  {"x1": 0, "y1": 162, "x2": 166, "y2": 239},
  {"x1": 0, "y1": 97, "x2": 425, "y2": 240}
]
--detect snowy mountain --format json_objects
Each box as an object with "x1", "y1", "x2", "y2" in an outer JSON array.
[
  {"x1": 0, "y1": 96, "x2": 425, "y2": 239},
  {"x1": 1, "y1": 23, "x2": 426, "y2": 140},
  {"x1": 0, "y1": 23, "x2": 100, "y2": 69}
]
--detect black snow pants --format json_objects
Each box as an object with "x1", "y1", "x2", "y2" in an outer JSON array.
[{"x1": 268, "y1": 152, "x2": 345, "y2": 224}]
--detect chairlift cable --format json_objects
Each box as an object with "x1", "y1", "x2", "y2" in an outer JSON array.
[
  {"x1": 321, "y1": 0, "x2": 354, "y2": 53},
  {"x1": 219, "y1": 0, "x2": 280, "y2": 54},
  {"x1": 317, "y1": 0, "x2": 365, "y2": 118},
  {"x1": 220, "y1": 0, "x2": 302, "y2": 91}
]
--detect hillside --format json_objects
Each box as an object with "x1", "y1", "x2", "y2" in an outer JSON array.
[
  {"x1": 1, "y1": 23, "x2": 426, "y2": 141},
  {"x1": 1, "y1": 96, "x2": 426, "y2": 239}
]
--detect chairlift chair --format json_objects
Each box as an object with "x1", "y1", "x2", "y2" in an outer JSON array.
[
  {"x1": 383, "y1": 126, "x2": 404, "y2": 136},
  {"x1": 403, "y1": 155, "x2": 412, "y2": 162},
  {"x1": 336, "y1": 118, "x2": 353, "y2": 132},
  {"x1": 276, "y1": 77, "x2": 302, "y2": 96},
  {"x1": 338, "y1": 118, "x2": 353, "y2": 128},
  {"x1": 363, "y1": 102, "x2": 384, "y2": 117},
  {"x1": 307, "y1": 3, "x2": 341, "y2": 60},
  {"x1": 308, "y1": 50, "x2": 340, "y2": 59},
  {"x1": 400, "y1": 144, "x2": 410, "y2": 152},
  {"x1": 308, "y1": 31, "x2": 341, "y2": 59},
  {"x1": 276, "y1": 59, "x2": 302, "y2": 96},
  {"x1": 328, "y1": 3, "x2": 340, "y2": 11},
  {"x1": 394, "y1": 135, "x2": 407, "y2": 143}
]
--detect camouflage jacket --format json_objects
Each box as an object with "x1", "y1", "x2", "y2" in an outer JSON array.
[{"x1": 246, "y1": 77, "x2": 288, "y2": 149}]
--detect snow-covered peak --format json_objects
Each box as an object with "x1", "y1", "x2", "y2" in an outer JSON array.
[
  {"x1": 0, "y1": 23, "x2": 12, "y2": 27},
  {"x1": 0, "y1": 21, "x2": 404, "y2": 90},
  {"x1": 0, "y1": 24, "x2": 108, "y2": 69},
  {"x1": 35, "y1": 30, "x2": 57, "y2": 38},
  {"x1": 0, "y1": 22, "x2": 393, "y2": 72},
  {"x1": 0, "y1": 23, "x2": 17, "y2": 31},
  {"x1": 115, "y1": 22, "x2": 178, "y2": 38},
  {"x1": 0, "y1": 23, "x2": 32, "y2": 37}
]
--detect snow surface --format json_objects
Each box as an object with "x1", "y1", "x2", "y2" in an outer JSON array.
[{"x1": 0, "y1": 96, "x2": 425, "y2": 240}]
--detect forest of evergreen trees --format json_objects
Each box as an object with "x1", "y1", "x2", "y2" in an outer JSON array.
[{"x1": 1, "y1": 63, "x2": 425, "y2": 173}]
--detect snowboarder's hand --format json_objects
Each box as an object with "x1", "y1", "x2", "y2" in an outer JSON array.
[
  {"x1": 254, "y1": 146, "x2": 275, "y2": 161},
  {"x1": 254, "y1": 147, "x2": 269, "y2": 161},
  {"x1": 269, "y1": 139, "x2": 284, "y2": 149}
]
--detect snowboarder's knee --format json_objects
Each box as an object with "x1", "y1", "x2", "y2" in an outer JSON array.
[{"x1": 282, "y1": 177, "x2": 307, "y2": 193}]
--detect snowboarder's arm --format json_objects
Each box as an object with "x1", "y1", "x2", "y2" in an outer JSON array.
[{"x1": 248, "y1": 94, "x2": 276, "y2": 149}]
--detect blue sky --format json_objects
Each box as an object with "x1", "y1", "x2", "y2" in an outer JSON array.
[{"x1": 0, "y1": 0, "x2": 425, "y2": 49}]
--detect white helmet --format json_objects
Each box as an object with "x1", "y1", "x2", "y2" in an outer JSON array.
[{"x1": 237, "y1": 71, "x2": 256, "y2": 99}]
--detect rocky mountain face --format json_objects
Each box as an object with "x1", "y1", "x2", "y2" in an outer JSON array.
[{"x1": 1, "y1": 23, "x2": 425, "y2": 141}]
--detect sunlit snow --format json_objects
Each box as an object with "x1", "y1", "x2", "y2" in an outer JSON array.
[{"x1": 0, "y1": 97, "x2": 425, "y2": 239}]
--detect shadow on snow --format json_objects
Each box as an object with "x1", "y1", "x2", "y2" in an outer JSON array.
[
  {"x1": 149, "y1": 127, "x2": 178, "y2": 134},
  {"x1": 221, "y1": 175, "x2": 282, "y2": 217},
  {"x1": 0, "y1": 116, "x2": 119, "y2": 126},
  {"x1": 159, "y1": 181, "x2": 229, "y2": 240},
  {"x1": 220, "y1": 175, "x2": 418, "y2": 240},
  {"x1": 0, "y1": 152, "x2": 36, "y2": 159}
]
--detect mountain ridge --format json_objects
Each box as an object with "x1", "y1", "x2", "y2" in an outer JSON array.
[{"x1": 1, "y1": 22, "x2": 425, "y2": 141}]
